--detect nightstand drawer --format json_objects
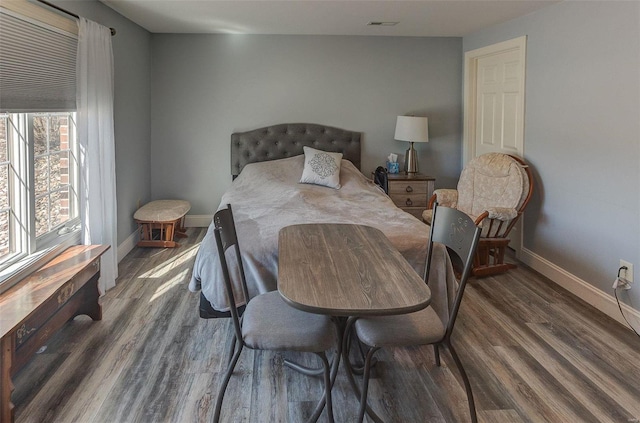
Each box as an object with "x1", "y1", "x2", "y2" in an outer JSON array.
[
  {"x1": 382, "y1": 174, "x2": 435, "y2": 220},
  {"x1": 388, "y1": 180, "x2": 428, "y2": 195},
  {"x1": 389, "y1": 194, "x2": 428, "y2": 208}
]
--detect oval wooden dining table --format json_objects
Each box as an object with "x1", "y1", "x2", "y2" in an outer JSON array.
[{"x1": 278, "y1": 223, "x2": 432, "y2": 422}]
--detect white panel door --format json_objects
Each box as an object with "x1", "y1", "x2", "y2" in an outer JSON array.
[
  {"x1": 464, "y1": 36, "x2": 526, "y2": 255},
  {"x1": 475, "y1": 49, "x2": 523, "y2": 156}
]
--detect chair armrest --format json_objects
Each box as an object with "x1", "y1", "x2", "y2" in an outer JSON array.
[
  {"x1": 428, "y1": 189, "x2": 458, "y2": 209},
  {"x1": 484, "y1": 207, "x2": 518, "y2": 221},
  {"x1": 474, "y1": 208, "x2": 519, "y2": 238}
]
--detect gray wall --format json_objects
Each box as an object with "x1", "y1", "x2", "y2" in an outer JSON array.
[
  {"x1": 54, "y1": 0, "x2": 152, "y2": 244},
  {"x1": 464, "y1": 1, "x2": 640, "y2": 309},
  {"x1": 150, "y1": 35, "x2": 462, "y2": 214}
]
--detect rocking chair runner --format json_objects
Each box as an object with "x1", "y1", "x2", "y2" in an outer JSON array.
[{"x1": 422, "y1": 153, "x2": 533, "y2": 277}]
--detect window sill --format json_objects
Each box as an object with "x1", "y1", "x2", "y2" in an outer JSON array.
[{"x1": 0, "y1": 230, "x2": 81, "y2": 294}]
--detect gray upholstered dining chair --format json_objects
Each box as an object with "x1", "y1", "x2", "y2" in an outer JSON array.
[
  {"x1": 212, "y1": 204, "x2": 337, "y2": 423},
  {"x1": 348, "y1": 204, "x2": 482, "y2": 423}
]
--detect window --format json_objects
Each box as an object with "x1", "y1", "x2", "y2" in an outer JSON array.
[
  {"x1": 32, "y1": 113, "x2": 78, "y2": 237},
  {"x1": 0, "y1": 3, "x2": 82, "y2": 292},
  {"x1": 0, "y1": 112, "x2": 80, "y2": 279},
  {"x1": 0, "y1": 116, "x2": 10, "y2": 258}
]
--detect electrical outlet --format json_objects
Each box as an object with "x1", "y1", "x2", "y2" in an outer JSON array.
[{"x1": 620, "y1": 259, "x2": 634, "y2": 284}]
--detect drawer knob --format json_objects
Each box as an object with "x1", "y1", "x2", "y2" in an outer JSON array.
[
  {"x1": 405, "y1": 186, "x2": 413, "y2": 193},
  {"x1": 406, "y1": 198, "x2": 413, "y2": 206}
]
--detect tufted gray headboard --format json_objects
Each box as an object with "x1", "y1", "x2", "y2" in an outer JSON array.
[{"x1": 231, "y1": 123, "x2": 361, "y2": 177}]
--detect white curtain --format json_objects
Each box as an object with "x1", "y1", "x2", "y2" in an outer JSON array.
[{"x1": 77, "y1": 17, "x2": 118, "y2": 293}]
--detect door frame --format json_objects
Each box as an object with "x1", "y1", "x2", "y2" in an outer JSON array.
[{"x1": 462, "y1": 35, "x2": 527, "y2": 164}]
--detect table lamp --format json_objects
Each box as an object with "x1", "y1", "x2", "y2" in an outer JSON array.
[{"x1": 394, "y1": 116, "x2": 429, "y2": 174}]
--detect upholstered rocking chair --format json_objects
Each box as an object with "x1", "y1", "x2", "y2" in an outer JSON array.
[{"x1": 422, "y1": 153, "x2": 533, "y2": 277}]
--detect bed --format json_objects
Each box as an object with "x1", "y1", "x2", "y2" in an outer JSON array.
[{"x1": 189, "y1": 123, "x2": 430, "y2": 317}]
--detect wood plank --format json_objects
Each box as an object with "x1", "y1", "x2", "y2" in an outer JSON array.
[{"x1": 492, "y1": 345, "x2": 601, "y2": 423}]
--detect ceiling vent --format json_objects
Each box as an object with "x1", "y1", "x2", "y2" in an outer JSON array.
[{"x1": 367, "y1": 22, "x2": 399, "y2": 26}]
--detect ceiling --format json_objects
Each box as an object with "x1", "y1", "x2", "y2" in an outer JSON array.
[{"x1": 99, "y1": 0, "x2": 560, "y2": 36}]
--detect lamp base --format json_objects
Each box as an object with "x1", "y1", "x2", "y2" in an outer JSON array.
[{"x1": 404, "y1": 142, "x2": 418, "y2": 174}]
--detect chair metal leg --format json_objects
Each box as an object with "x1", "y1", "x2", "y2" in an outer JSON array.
[
  {"x1": 444, "y1": 339, "x2": 477, "y2": 423},
  {"x1": 329, "y1": 317, "x2": 345, "y2": 388},
  {"x1": 226, "y1": 315, "x2": 244, "y2": 365},
  {"x1": 342, "y1": 317, "x2": 384, "y2": 423},
  {"x1": 306, "y1": 318, "x2": 343, "y2": 423},
  {"x1": 284, "y1": 360, "x2": 325, "y2": 376},
  {"x1": 434, "y1": 344, "x2": 441, "y2": 367},
  {"x1": 320, "y1": 352, "x2": 334, "y2": 423},
  {"x1": 357, "y1": 347, "x2": 379, "y2": 423},
  {"x1": 351, "y1": 336, "x2": 378, "y2": 375},
  {"x1": 306, "y1": 352, "x2": 334, "y2": 423},
  {"x1": 213, "y1": 343, "x2": 244, "y2": 423},
  {"x1": 227, "y1": 337, "x2": 237, "y2": 365}
]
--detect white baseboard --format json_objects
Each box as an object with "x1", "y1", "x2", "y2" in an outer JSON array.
[
  {"x1": 117, "y1": 229, "x2": 138, "y2": 263},
  {"x1": 520, "y1": 247, "x2": 640, "y2": 328},
  {"x1": 185, "y1": 214, "x2": 212, "y2": 228}
]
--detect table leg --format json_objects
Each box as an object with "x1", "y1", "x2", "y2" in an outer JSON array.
[
  {"x1": 1, "y1": 335, "x2": 15, "y2": 423},
  {"x1": 285, "y1": 316, "x2": 386, "y2": 423}
]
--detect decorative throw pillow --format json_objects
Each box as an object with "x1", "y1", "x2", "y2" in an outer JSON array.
[{"x1": 299, "y1": 146, "x2": 343, "y2": 189}]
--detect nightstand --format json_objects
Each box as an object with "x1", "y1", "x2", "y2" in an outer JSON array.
[{"x1": 387, "y1": 173, "x2": 435, "y2": 219}]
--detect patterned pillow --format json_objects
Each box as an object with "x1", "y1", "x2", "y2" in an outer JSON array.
[{"x1": 299, "y1": 146, "x2": 343, "y2": 189}]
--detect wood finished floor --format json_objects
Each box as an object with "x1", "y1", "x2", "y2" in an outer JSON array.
[{"x1": 13, "y1": 228, "x2": 640, "y2": 422}]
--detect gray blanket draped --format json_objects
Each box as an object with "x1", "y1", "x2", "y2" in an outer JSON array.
[{"x1": 189, "y1": 155, "x2": 431, "y2": 312}]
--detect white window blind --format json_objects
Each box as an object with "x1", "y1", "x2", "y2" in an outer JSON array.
[{"x1": 0, "y1": 8, "x2": 77, "y2": 112}]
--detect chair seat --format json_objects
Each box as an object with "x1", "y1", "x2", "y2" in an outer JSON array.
[
  {"x1": 242, "y1": 291, "x2": 335, "y2": 352},
  {"x1": 354, "y1": 306, "x2": 445, "y2": 348}
]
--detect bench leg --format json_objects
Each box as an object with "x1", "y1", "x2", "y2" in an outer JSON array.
[
  {"x1": 164, "y1": 222, "x2": 174, "y2": 243},
  {"x1": 1, "y1": 336, "x2": 15, "y2": 423},
  {"x1": 136, "y1": 220, "x2": 182, "y2": 248},
  {"x1": 175, "y1": 216, "x2": 187, "y2": 238},
  {"x1": 75, "y1": 273, "x2": 103, "y2": 321}
]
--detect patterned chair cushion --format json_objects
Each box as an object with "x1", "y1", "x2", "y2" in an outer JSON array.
[
  {"x1": 457, "y1": 153, "x2": 528, "y2": 230},
  {"x1": 424, "y1": 154, "x2": 529, "y2": 238},
  {"x1": 422, "y1": 188, "x2": 458, "y2": 224}
]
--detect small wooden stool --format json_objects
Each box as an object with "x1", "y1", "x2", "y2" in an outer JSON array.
[{"x1": 134, "y1": 200, "x2": 191, "y2": 248}]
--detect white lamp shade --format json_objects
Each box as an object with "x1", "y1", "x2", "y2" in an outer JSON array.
[{"x1": 394, "y1": 116, "x2": 429, "y2": 143}]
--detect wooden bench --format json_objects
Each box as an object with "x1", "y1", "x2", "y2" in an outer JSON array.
[
  {"x1": 134, "y1": 200, "x2": 191, "y2": 248},
  {"x1": 0, "y1": 245, "x2": 109, "y2": 423}
]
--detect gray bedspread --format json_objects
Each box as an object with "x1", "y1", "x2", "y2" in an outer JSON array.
[{"x1": 189, "y1": 155, "x2": 430, "y2": 312}]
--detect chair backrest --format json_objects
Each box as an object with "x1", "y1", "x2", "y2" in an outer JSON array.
[
  {"x1": 213, "y1": 204, "x2": 250, "y2": 343},
  {"x1": 456, "y1": 153, "x2": 531, "y2": 236},
  {"x1": 425, "y1": 204, "x2": 482, "y2": 337}
]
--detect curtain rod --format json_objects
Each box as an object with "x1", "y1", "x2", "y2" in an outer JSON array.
[{"x1": 36, "y1": 0, "x2": 116, "y2": 36}]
